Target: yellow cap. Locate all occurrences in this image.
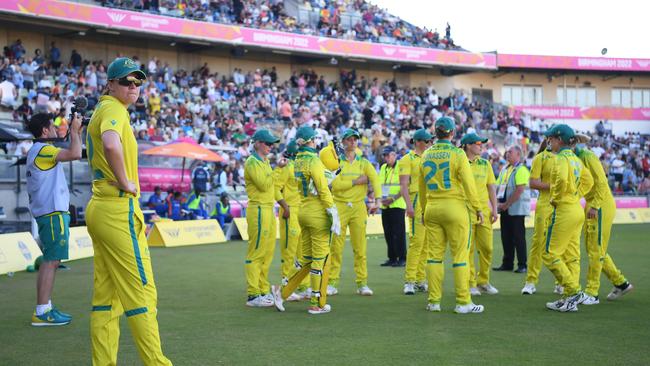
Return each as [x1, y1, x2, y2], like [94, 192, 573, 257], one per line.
[319, 141, 340, 171]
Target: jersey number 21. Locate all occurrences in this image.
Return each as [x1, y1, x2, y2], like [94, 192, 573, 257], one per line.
[423, 161, 451, 190]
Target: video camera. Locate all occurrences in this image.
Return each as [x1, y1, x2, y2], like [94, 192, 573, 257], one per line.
[69, 96, 92, 126]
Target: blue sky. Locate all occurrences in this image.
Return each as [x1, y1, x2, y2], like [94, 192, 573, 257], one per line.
[371, 0, 648, 59]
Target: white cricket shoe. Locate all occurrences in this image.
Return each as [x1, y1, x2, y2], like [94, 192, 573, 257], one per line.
[607, 282, 633, 301]
[307, 304, 331, 315]
[326, 285, 338, 296]
[554, 284, 564, 295]
[403, 282, 415, 295]
[296, 288, 312, 300]
[546, 298, 577, 312]
[262, 293, 275, 304]
[582, 295, 599, 305]
[416, 282, 428, 292]
[454, 303, 484, 314]
[470, 287, 481, 296]
[271, 285, 285, 312]
[286, 292, 302, 302]
[246, 295, 274, 308]
[570, 291, 587, 305]
[521, 282, 536, 295]
[478, 283, 499, 295]
[357, 286, 374, 296]
[425, 303, 441, 312]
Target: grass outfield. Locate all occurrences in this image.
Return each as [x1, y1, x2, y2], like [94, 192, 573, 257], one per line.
[1, 224, 648, 365]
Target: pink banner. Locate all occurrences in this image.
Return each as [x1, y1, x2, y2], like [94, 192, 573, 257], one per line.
[498, 53, 650, 72]
[510, 106, 650, 121]
[139, 167, 191, 193]
[530, 197, 647, 211]
[614, 197, 648, 209]
[0, 0, 497, 69]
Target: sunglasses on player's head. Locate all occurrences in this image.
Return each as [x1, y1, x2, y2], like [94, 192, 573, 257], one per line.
[116, 76, 143, 87]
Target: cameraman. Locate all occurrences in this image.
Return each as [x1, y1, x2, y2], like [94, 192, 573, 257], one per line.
[26, 112, 82, 326]
[84, 57, 172, 366]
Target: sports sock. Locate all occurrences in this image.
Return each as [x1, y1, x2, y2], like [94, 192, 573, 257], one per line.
[36, 303, 52, 316]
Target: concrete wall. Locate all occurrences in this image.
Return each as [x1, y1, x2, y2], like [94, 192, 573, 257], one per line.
[428, 71, 650, 107]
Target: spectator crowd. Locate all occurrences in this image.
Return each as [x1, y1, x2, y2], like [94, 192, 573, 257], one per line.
[99, 0, 461, 50]
[1, 39, 649, 203]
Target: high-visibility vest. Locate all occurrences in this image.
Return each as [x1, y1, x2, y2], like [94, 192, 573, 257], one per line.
[186, 191, 201, 210]
[210, 202, 229, 217]
[379, 162, 406, 209]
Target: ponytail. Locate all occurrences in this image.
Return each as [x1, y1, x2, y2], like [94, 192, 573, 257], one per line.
[536, 138, 548, 154]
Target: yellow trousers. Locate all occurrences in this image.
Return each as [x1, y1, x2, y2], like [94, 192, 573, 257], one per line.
[424, 199, 471, 305]
[279, 205, 308, 290]
[87, 198, 172, 366]
[542, 203, 584, 296]
[245, 204, 276, 297]
[296, 208, 332, 304]
[526, 203, 552, 285]
[584, 199, 627, 296]
[330, 200, 368, 287]
[468, 216, 493, 288]
[404, 193, 426, 283]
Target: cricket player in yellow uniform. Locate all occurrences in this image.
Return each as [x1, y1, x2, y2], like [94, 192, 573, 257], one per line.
[272, 126, 341, 314]
[244, 129, 280, 307]
[522, 140, 557, 295]
[329, 128, 380, 296]
[274, 139, 309, 300]
[419, 117, 485, 314]
[575, 142, 633, 304]
[85, 57, 172, 365]
[542, 124, 593, 312]
[461, 133, 499, 296]
[401, 129, 433, 295]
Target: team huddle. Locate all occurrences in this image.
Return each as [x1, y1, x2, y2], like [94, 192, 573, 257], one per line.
[243, 117, 633, 315]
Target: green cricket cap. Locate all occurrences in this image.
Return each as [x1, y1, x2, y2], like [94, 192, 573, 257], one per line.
[460, 133, 488, 145]
[107, 57, 146, 80]
[285, 139, 298, 155]
[341, 128, 361, 139]
[252, 129, 280, 143]
[435, 117, 455, 133]
[296, 125, 317, 141]
[413, 128, 433, 141]
[544, 124, 575, 143]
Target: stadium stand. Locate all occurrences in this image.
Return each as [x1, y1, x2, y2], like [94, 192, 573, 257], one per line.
[1, 38, 649, 199]
[97, 0, 461, 50]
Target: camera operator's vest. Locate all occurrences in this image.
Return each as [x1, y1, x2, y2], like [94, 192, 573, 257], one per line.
[26, 142, 70, 217]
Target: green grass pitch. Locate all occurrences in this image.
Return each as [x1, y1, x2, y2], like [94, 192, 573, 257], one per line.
[1, 224, 648, 365]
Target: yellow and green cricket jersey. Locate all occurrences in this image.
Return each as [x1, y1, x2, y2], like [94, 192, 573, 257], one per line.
[86, 95, 140, 199]
[575, 147, 612, 209]
[529, 150, 555, 204]
[293, 147, 334, 211]
[244, 152, 276, 206]
[274, 160, 301, 207]
[418, 140, 481, 212]
[331, 154, 381, 203]
[550, 148, 593, 205]
[398, 150, 422, 194]
[468, 156, 496, 212]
